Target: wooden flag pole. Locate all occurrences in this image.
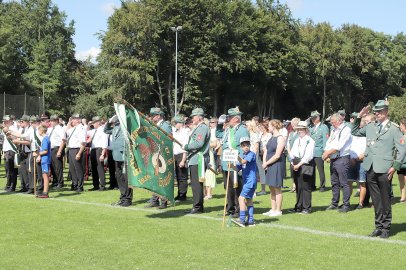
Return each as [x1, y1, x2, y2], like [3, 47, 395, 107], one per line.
[115, 98, 183, 147]
[222, 162, 231, 229]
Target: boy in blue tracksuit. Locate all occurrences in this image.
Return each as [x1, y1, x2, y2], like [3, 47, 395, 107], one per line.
[233, 137, 257, 227]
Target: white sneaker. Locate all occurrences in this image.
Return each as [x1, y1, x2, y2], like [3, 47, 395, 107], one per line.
[262, 209, 274, 216]
[268, 211, 282, 217]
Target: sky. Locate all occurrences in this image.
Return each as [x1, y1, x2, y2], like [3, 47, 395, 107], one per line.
[49, 0, 406, 61]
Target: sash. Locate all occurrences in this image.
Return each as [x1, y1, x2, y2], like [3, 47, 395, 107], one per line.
[66, 126, 77, 147]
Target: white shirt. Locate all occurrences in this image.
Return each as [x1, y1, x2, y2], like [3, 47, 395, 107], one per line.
[29, 127, 42, 151]
[325, 123, 352, 158]
[249, 131, 260, 153]
[2, 125, 17, 152]
[48, 125, 66, 148]
[87, 126, 108, 149]
[290, 135, 315, 164]
[349, 136, 366, 159]
[66, 125, 86, 148]
[19, 125, 32, 153]
[172, 127, 189, 155]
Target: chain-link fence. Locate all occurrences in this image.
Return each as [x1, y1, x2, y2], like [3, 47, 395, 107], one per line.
[0, 92, 44, 118]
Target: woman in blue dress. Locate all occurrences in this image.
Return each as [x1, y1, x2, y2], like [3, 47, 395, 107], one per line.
[262, 120, 286, 217]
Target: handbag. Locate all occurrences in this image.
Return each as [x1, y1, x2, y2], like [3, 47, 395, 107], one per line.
[301, 164, 314, 176]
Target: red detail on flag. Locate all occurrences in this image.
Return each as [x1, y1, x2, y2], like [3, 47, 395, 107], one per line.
[197, 134, 203, 141]
[401, 138, 405, 145]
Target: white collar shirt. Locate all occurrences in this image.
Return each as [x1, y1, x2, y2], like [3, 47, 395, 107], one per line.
[66, 125, 86, 148]
[290, 135, 315, 164]
[48, 125, 66, 148]
[2, 125, 17, 152]
[325, 123, 352, 157]
[87, 126, 108, 149]
[173, 127, 189, 155]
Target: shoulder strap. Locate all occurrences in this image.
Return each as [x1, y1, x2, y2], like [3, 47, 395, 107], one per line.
[33, 129, 41, 148]
[67, 126, 77, 144]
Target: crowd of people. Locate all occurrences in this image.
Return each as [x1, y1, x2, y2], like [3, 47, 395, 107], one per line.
[1, 100, 405, 238]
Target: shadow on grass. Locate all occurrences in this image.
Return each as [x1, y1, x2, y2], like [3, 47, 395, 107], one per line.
[53, 192, 81, 198]
[389, 223, 406, 236]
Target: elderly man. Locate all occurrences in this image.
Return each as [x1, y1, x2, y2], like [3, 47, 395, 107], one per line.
[183, 108, 210, 214]
[352, 100, 405, 238]
[309, 110, 329, 192]
[66, 114, 86, 192]
[104, 115, 133, 207]
[220, 107, 249, 218]
[49, 115, 66, 190]
[2, 115, 18, 192]
[323, 113, 352, 213]
[88, 116, 108, 191]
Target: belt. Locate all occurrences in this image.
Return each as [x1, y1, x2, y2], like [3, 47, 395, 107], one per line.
[331, 155, 350, 161]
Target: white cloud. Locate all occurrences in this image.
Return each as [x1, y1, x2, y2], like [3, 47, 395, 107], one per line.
[101, 3, 118, 16]
[285, 0, 303, 13]
[75, 47, 101, 62]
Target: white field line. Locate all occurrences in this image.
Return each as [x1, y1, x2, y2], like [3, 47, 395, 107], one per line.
[3, 192, 406, 246]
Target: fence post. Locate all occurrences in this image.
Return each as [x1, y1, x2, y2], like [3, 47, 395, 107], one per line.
[24, 92, 27, 115]
[3, 92, 5, 116]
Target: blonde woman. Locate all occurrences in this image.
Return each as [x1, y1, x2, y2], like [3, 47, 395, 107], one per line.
[262, 120, 286, 217]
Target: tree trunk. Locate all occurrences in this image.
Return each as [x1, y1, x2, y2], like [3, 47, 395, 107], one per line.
[213, 88, 218, 117]
[154, 67, 164, 108]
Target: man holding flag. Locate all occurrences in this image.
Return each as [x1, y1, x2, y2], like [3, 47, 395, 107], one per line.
[183, 108, 210, 214]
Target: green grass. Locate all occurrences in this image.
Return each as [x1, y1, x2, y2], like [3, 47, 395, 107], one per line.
[1, 163, 406, 269]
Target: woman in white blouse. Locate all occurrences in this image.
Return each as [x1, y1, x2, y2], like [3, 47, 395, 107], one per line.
[289, 121, 315, 214]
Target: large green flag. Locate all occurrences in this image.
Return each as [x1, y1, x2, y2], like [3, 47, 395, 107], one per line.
[114, 103, 175, 202]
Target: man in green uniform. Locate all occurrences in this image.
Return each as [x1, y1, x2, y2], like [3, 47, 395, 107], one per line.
[352, 100, 406, 238]
[183, 108, 210, 214]
[309, 110, 329, 192]
[220, 107, 249, 217]
[145, 107, 173, 209]
[104, 115, 133, 207]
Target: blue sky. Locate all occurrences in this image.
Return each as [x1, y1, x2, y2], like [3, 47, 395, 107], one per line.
[50, 0, 406, 61]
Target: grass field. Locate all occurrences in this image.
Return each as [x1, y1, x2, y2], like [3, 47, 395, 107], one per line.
[1, 162, 406, 269]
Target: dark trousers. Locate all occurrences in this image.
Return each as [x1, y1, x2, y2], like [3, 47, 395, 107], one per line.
[367, 169, 392, 231]
[116, 161, 133, 203]
[330, 156, 350, 208]
[313, 157, 326, 188]
[51, 147, 64, 187]
[90, 148, 106, 189]
[190, 165, 204, 211]
[69, 148, 84, 190]
[223, 170, 242, 214]
[4, 151, 17, 190]
[28, 153, 43, 190]
[293, 167, 312, 211]
[19, 153, 30, 190]
[175, 153, 188, 199]
[107, 150, 117, 188]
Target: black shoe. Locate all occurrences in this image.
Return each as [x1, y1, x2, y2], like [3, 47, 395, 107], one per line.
[326, 205, 338, 210]
[232, 212, 240, 218]
[17, 188, 27, 193]
[338, 207, 350, 213]
[25, 189, 34, 194]
[319, 187, 325, 192]
[338, 204, 344, 209]
[380, 231, 390, 239]
[299, 210, 311, 214]
[288, 208, 301, 213]
[88, 187, 99, 191]
[355, 204, 364, 210]
[119, 202, 132, 207]
[144, 203, 159, 208]
[368, 229, 382, 237]
[158, 203, 168, 209]
[75, 188, 84, 193]
[98, 187, 106, 191]
[185, 208, 203, 214]
[111, 201, 123, 206]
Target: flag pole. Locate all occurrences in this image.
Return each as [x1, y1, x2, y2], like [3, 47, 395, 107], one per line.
[115, 98, 183, 147]
[222, 162, 231, 229]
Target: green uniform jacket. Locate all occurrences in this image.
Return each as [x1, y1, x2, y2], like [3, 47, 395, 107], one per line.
[351, 118, 406, 173]
[221, 123, 249, 171]
[400, 134, 406, 170]
[158, 120, 172, 135]
[309, 123, 329, 157]
[184, 122, 210, 166]
[104, 123, 125, 162]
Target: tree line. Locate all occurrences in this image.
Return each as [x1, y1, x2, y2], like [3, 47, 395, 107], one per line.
[1, 0, 405, 122]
